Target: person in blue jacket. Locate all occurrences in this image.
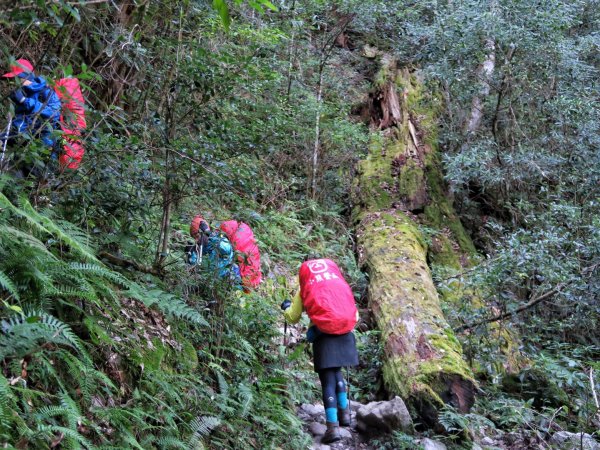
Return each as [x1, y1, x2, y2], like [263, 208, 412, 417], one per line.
[186, 215, 241, 287]
[2, 59, 61, 155]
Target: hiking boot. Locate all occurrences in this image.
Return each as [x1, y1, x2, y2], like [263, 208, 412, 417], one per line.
[338, 406, 351, 427]
[322, 421, 341, 444]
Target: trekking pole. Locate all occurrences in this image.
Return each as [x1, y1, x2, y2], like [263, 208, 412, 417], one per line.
[0, 114, 13, 173]
[346, 366, 352, 426]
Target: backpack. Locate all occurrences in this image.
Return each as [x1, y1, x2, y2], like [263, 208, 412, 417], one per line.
[219, 220, 262, 290]
[299, 259, 357, 335]
[54, 78, 86, 169]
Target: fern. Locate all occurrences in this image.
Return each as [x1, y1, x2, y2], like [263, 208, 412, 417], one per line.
[216, 372, 229, 398]
[236, 383, 253, 419]
[131, 287, 209, 326]
[0, 373, 16, 436]
[186, 416, 221, 450]
[35, 424, 93, 449]
[0, 311, 91, 363]
[0, 269, 20, 300]
[155, 435, 188, 449]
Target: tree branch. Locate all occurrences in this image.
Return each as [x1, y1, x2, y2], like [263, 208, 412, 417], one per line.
[99, 251, 161, 276]
[455, 284, 564, 333]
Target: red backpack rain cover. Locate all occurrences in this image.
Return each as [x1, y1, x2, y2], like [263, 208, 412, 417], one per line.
[219, 220, 262, 290]
[54, 78, 86, 169]
[299, 259, 357, 335]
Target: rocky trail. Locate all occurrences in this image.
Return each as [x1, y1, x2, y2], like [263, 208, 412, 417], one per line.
[295, 399, 600, 450]
[297, 397, 447, 450]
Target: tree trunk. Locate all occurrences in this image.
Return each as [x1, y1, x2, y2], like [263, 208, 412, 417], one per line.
[310, 68, 323, 199]
[354, 56, 476, 426]
[462, 37, 496, 146]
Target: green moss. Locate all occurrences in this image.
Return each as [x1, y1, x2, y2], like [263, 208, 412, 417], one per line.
[428, 233, 462, 270]
[129, 338, 168, 371]
[176, 337, 199, 372]
[398, 158, 426, 203]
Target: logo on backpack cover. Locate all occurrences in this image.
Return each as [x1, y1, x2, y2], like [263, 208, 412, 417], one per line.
[307, 259, 340, 285]
[307, 259, 328, 274]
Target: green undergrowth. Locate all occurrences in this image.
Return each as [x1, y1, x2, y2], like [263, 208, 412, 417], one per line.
[0, 172, 366, 448]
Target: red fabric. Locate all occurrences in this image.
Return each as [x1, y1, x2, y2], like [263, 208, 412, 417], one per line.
[54, 78, 86, 169]
[299, 259, 357, 335]
[219, 220, 262, 289]
[2, 59, 33, 78]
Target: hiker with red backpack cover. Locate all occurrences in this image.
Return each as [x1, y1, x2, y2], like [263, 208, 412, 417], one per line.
[219, 220, 262, 292]
[1, 59, 61, 165]
[1, 58, 86, 173]
[281, 255, 359, 444]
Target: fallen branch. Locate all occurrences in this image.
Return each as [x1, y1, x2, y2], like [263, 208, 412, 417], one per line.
[455, 284, 564, 333]
[99, 251, 161, 276]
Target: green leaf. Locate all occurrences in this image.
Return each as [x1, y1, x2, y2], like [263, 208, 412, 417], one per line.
[212, 0, 231, 30]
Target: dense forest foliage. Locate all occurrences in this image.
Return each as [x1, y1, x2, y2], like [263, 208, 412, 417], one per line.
[0, 1, 598, 449]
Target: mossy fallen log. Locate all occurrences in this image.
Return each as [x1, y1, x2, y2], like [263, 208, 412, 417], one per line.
[357, 210, 475, 425]
[354, 54, 527, 424]
[354, 56, 477, 425]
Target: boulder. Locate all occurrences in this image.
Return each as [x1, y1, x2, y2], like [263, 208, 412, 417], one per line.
[355, 396, 413, 434]
[549, 431, 600, 450]
[480, 436, 496, 446]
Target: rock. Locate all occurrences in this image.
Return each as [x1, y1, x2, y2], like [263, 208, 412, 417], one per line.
[481, 436, 495, 446]
[549, 431, 600, 450]
[311, 445, 330, 450]
[300, 403, 325, 418]
[471, 444, 483, 450]
[338, 427, 352, 439]
[308, 422, 327, 436]
[355, 396, 413, 434]
[419, 438, 447, 450]
[350, 400, 362, 410]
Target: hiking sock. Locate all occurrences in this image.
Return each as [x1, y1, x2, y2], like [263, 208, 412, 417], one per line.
[325, 407, 338, 423]
[336, 391, 348, 410]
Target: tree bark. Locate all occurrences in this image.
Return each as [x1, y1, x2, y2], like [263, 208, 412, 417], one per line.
[310, 68, 323, 199]
[354, 57, 476, 426]
[465, 38, 496, 136]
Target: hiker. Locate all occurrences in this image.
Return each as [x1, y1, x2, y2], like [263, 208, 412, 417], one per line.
[219, 219, 262, 292]
[281, 256, 359, 444]
[187, 215, 241, 286]
[1, 59, 61, 165]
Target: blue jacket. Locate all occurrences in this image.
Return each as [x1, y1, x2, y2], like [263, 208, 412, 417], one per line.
[188, 232, 241, 286]
[12, 76, 61, 148]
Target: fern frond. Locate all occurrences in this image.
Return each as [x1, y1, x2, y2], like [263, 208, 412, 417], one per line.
[35, 424, 93, 449]
[216, 372, 229, 399]
[187, 416, 220, 450]
[0, 373, 16, 433]
[0, 269, 19, 300]
[236, 383, 253, 418]
[69, 263, 130, 287]
[155, 435, 188, 449]
[0, 311, 91, 363]
[131, 288, 209, 326]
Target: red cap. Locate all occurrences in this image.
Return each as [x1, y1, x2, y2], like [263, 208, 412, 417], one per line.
[190, 215, 209, 238]
[2, 59, 34, 78]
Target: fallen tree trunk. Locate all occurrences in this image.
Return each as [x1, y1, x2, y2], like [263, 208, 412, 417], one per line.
[354, 56, 477, 425]
[357, 211, 475, 424]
